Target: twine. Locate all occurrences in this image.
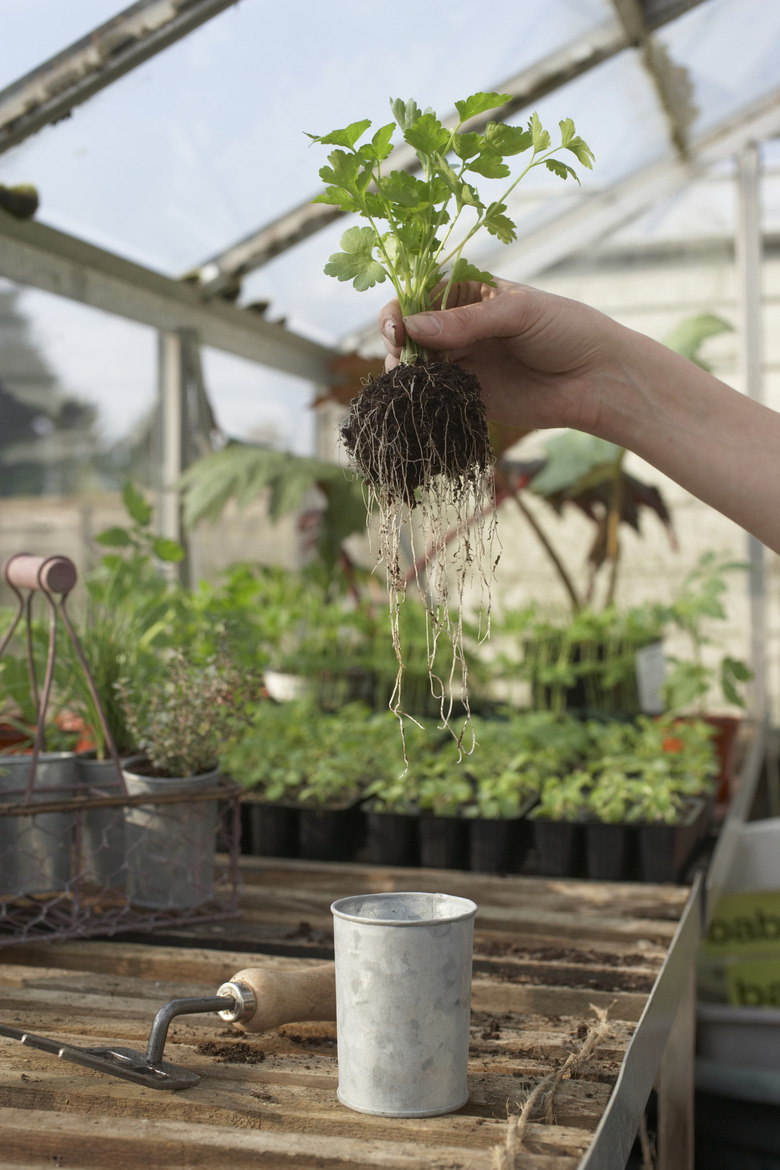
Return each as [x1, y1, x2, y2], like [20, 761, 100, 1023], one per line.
[492, 1003, 614, 1170]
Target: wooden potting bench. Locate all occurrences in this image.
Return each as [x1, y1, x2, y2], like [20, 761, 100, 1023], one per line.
[0, 724, 765, 1170]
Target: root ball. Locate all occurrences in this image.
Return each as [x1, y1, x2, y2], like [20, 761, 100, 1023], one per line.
[340, 361, 493, 505]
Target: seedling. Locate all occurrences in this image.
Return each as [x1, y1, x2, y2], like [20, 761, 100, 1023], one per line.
[308, 94, 593, 748]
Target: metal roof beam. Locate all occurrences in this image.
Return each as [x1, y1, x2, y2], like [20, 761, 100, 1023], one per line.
[0, 212, 337, 382]
[610, 0, 697, 156]
[0, 0, 238, 156]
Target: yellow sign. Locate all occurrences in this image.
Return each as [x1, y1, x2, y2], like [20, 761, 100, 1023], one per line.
[725, 957, 780, 1007]
[704, 890, 780, 957]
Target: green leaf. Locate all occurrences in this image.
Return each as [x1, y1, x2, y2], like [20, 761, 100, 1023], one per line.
[458, 181, 483, 209]
[390, 97, 423, 131]
[95, 526, 133, 548]
[99, 553, 124, 571]
[452, 131, 483, 161]
[122, 481, 152, 527]
[662, 313, 733, 370]
[152, 537, 185, 563]
[268, 457, 317, 522]
[305, 119, 372, 149]
[381, 170, 426, 208]
[483, 202, 516, 244]
[467, 150, 510, 179]
[484, 122, 532, 157]
[367, 122, 395, 161]
[545, 158, 580, 183]
[324, 226, 387, 291]
[431, 154, 470, 209]
[528, 112, 551, 152]
[454, 92, 511, 123]
[451, 258, 496, 286]
[562, 131, 595, 169]
[311, 186, 360, 212]
[404, 112, 450, 156]
[559, 117, 576, 146]
[531, 432, 622, 497]
[319, 149, 361, 189]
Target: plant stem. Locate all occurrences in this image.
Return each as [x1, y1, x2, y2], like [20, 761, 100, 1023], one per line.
[496, 463, 582, 613]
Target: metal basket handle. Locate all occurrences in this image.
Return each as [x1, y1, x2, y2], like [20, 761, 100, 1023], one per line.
[0, 553, 125, 801]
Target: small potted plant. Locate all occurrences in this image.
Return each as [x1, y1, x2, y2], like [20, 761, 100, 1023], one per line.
[622, 716, 718, 882]
[493, 602, 665, 718]
[413, 756, 475, 871]
[659, 551, 752, 800]
[463, 711, 588, 873]
[571, 715, 718, 883]
[529, 769, 592, 878]
[226, 700, 400, 862]
[117, 643, 254, 909]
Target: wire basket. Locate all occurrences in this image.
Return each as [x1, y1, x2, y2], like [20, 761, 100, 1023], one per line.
[0, 553, 241, 948]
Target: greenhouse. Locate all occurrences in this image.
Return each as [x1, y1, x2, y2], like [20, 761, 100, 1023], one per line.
[1, 0, 779, 1166]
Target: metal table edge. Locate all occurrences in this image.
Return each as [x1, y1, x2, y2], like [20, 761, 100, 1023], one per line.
[576, 871, 704, 1170]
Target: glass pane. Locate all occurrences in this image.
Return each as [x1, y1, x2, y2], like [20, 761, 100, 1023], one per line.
[0, 0, 619, 274]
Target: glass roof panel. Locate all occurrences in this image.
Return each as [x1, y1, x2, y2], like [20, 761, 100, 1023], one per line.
[2, 0, 123, 80]
[662, 0, 780, 137]
[0, 0, 619, 274]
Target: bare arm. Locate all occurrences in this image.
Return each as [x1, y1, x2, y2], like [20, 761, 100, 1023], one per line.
[379, 280, 780, 554]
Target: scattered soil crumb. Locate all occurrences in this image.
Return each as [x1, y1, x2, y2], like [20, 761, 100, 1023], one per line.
[481, 1018, 502, 1041]
[195, 1039, 267, 1064]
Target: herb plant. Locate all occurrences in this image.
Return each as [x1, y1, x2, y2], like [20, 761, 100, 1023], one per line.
[309, 94, 593, 749]
[118, 646, 253, 778]
[308, 94, 593, 342]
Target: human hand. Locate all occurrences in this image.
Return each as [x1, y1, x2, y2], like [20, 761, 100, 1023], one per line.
[378, 279, 625, 435]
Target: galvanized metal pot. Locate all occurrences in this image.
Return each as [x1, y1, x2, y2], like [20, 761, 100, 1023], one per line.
[331, 890, 477, 1117]
[0, 752, 76, 896]
[122, 757, 219, 909]
[75, 752, 127, 892]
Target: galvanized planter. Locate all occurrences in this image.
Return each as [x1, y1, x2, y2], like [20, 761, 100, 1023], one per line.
[74, 752, 127, 891]
[331, 890, 477, 1117]
[122, 758, 220, 910]
[0, 752, 76, 896]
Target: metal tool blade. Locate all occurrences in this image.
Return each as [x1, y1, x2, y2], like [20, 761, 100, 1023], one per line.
[0, 1024, 200, 1090]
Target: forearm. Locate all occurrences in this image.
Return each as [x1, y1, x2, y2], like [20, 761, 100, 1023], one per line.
[594, 326, 780, 553]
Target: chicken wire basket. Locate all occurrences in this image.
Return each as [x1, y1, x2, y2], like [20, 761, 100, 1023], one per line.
[0, 553, 241, 949]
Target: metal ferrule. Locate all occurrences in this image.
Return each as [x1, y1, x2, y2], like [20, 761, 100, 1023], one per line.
[216, 980, 257, 1024]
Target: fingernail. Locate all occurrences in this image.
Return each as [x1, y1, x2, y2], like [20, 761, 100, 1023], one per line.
[404, 312, 442, 338]
[382, 318, 397, 343]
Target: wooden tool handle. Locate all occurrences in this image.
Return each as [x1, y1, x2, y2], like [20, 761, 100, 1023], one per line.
[223, 962, 336, 1034]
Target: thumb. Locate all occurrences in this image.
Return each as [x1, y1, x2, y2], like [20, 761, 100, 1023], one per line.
[403, 296, 518, 350]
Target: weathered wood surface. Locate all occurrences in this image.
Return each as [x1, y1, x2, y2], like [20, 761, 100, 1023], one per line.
[0, 859, 692, 1169]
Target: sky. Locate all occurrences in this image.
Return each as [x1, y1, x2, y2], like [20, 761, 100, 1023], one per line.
[2, 0, 780, 454]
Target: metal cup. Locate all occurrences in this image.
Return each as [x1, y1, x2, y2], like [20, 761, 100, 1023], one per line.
[331, 890, 477, 1117]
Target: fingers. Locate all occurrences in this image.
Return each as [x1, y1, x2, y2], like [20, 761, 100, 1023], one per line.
[378, 302, 404, 357]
